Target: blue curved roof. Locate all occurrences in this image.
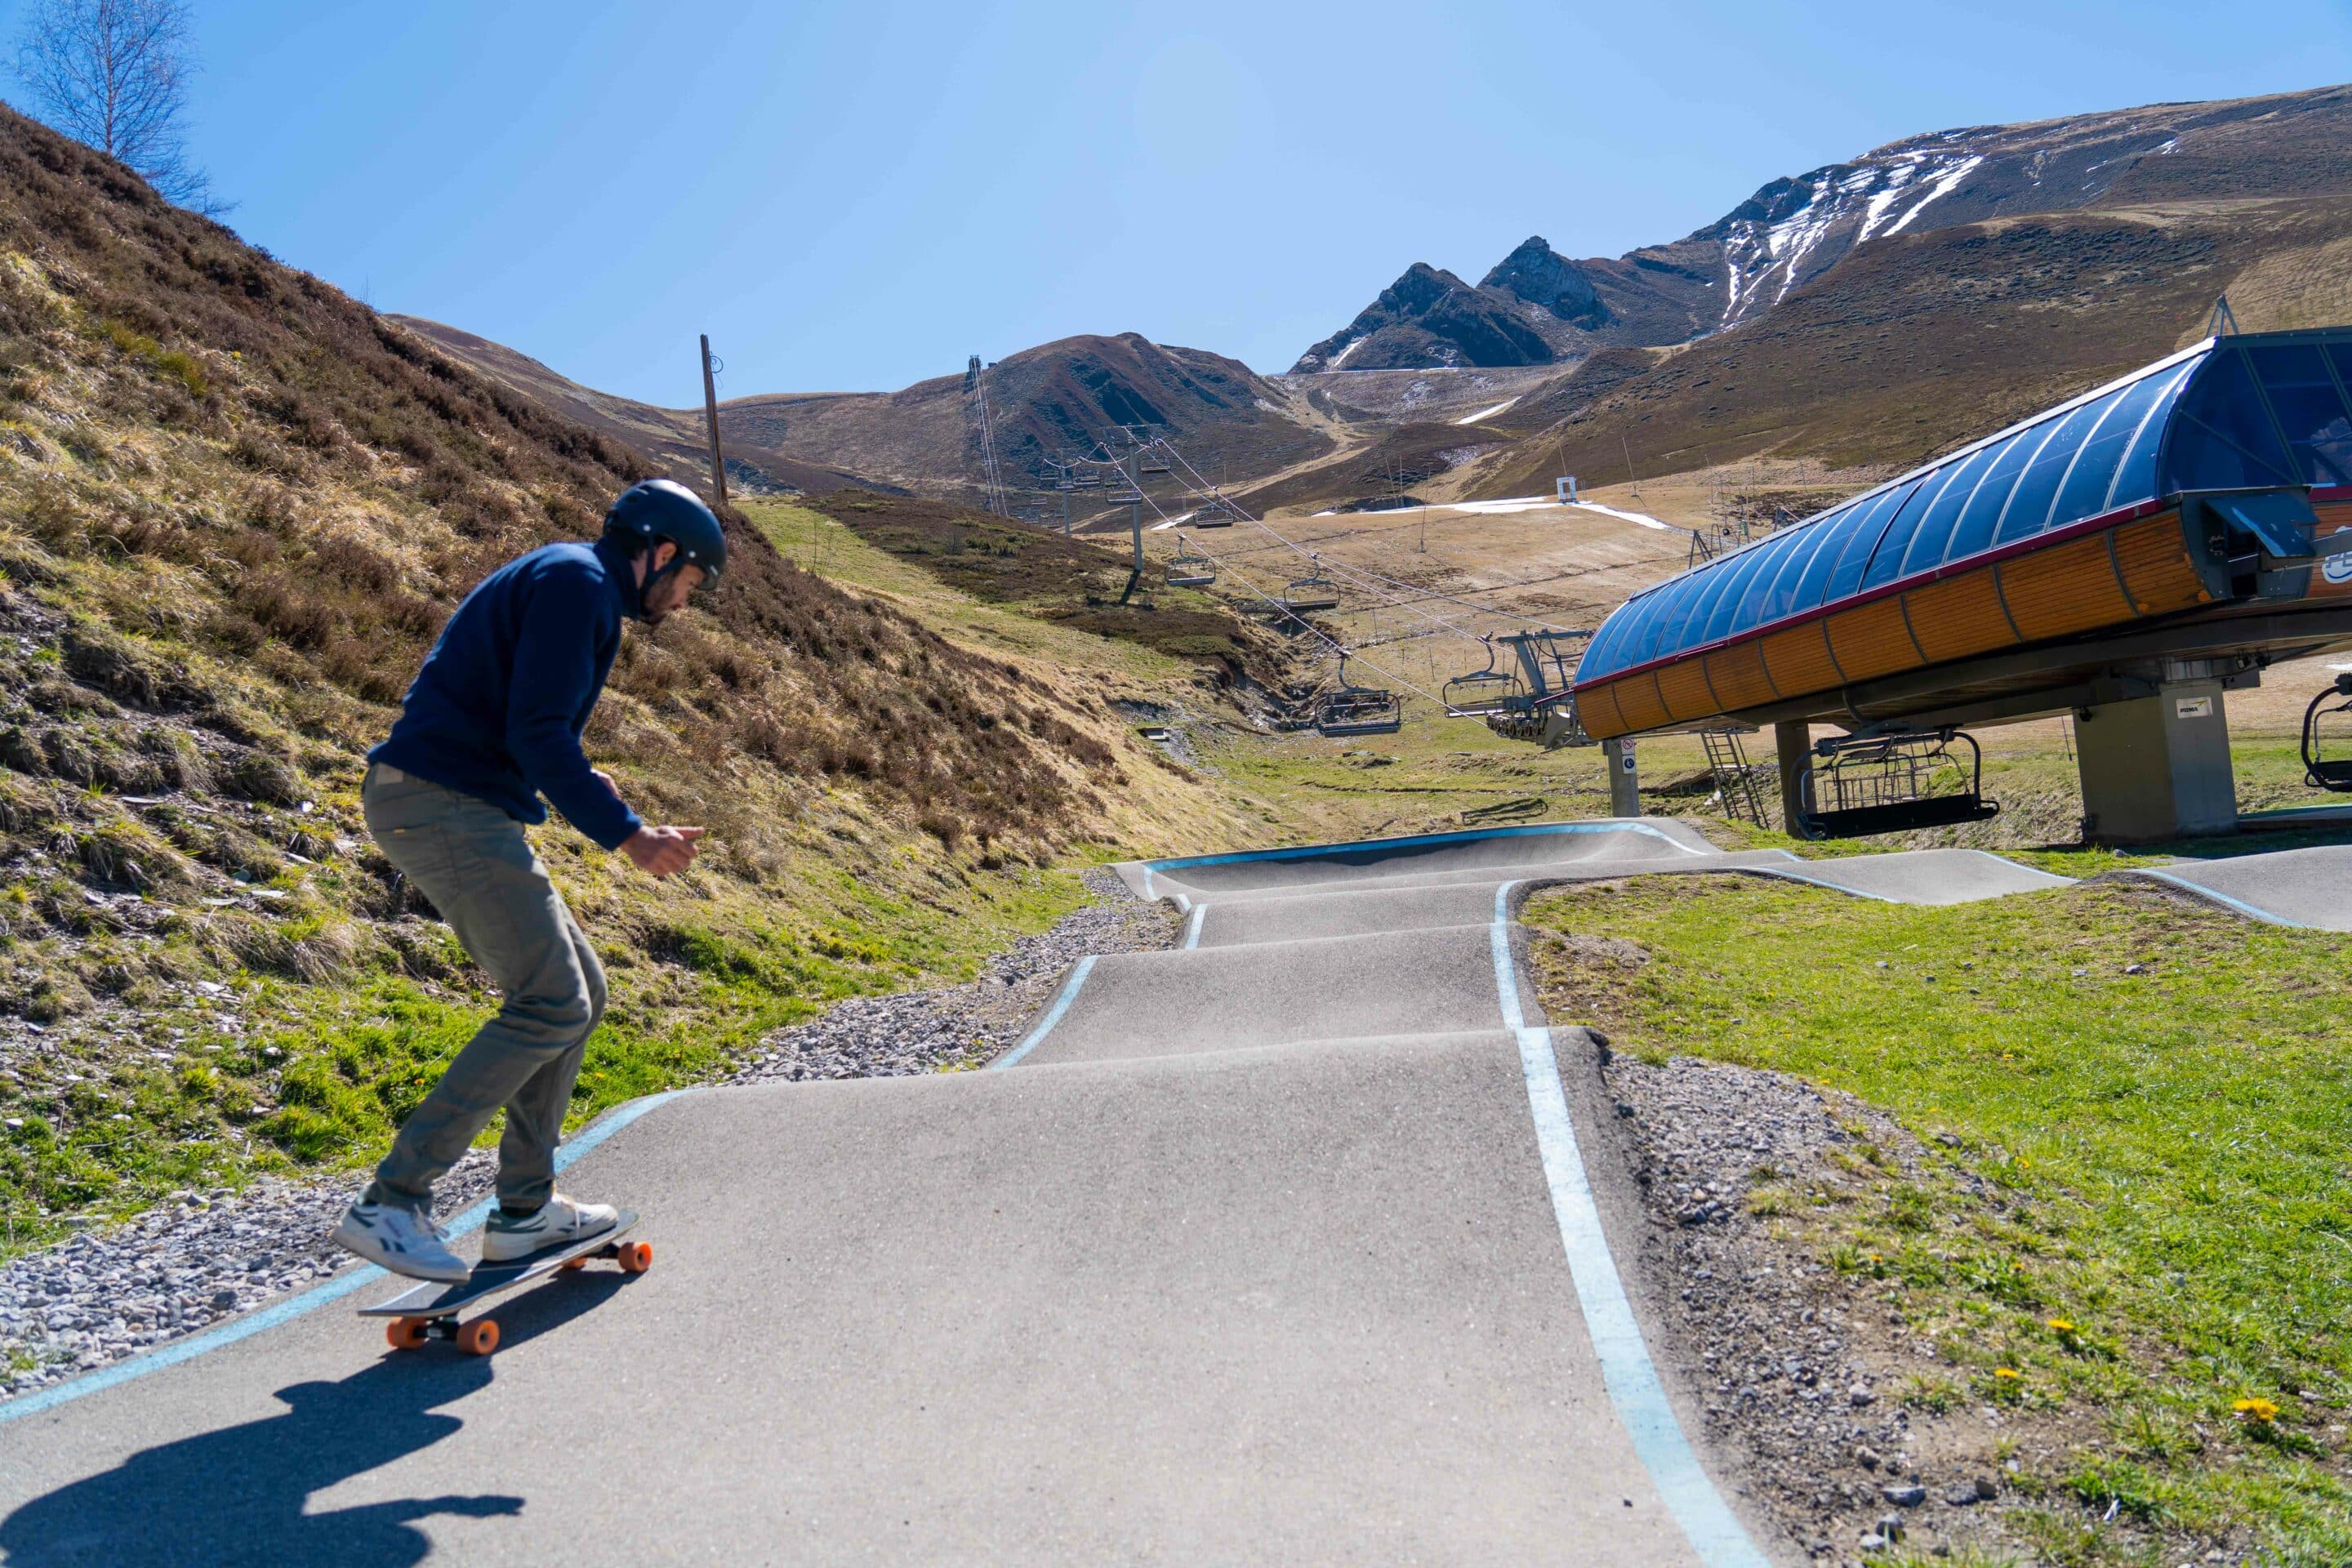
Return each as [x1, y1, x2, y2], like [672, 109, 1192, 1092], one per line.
[1576, 329, 2352, 687]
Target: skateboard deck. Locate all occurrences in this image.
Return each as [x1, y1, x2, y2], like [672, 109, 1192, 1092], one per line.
[360, 1209, 647, 1356]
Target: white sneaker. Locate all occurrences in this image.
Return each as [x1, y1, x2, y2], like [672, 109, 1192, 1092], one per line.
[480, 1193, 620, 1263]
[332, 1193, 470, 1282]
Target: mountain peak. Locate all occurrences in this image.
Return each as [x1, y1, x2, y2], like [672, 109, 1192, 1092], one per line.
[1288, 261, 1554, 374]
[1478, 237, 1605, 327]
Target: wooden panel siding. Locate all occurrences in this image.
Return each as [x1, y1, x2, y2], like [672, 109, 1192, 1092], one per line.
[1655, 658, 1717, 724]
[2000, 534, 2132, 641]
[1760, 622, 1842, 697]
[1824, 599, 1921, 684]
[2110, 510, 2207, 613]
[1578, 681, 1626, 737]
[1702, 640, 1778, 710]
[1612, 671, 1672, 733]
[1900, 570, 2016, 664]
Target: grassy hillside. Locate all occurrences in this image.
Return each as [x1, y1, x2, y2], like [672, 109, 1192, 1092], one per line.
[0, 105, 1245, 1255]
[799, 489, 1291, 696]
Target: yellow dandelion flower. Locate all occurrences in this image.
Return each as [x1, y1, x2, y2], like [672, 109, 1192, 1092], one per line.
[2234, 1397, 2278, 1423]
[2047, 1319, 2075, 1334]
[1993, 1367, 2020, 1380]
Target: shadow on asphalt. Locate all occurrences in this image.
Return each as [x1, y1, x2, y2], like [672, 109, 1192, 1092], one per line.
[0, 1272, 630, 1567]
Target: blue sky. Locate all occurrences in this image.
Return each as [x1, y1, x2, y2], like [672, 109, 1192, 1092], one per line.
[11, 1, 2350, 403]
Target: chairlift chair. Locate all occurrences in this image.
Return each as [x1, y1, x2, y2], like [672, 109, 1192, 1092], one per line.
[2302, 673, 2352, 790]
[1192, 501, 1234, 528]
[1441, 639, 1522, 718]
[1315, 655, 1402, 737]
[1470, 630, 1592, 746]
[1140, 459, 1171, 474]
[1109, 489, 1144, 504]
[1165, 536, 1216, 588]
[1794, 728, 2000, 840]
[1280, 557, 1341, 613]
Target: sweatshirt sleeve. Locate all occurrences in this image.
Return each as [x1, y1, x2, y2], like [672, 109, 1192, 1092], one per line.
[504, 563, 644, 851]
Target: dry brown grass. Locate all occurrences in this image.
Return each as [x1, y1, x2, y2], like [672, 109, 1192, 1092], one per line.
[0, 102, 1129, 858]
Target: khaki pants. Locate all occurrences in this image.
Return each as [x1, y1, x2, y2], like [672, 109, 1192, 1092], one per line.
[361, 764, 608, 1213]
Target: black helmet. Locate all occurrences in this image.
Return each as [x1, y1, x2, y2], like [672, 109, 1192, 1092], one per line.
[602, 479, 727, 588]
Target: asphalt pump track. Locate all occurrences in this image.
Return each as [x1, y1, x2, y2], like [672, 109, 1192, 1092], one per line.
[0, 822, 2090, 1566]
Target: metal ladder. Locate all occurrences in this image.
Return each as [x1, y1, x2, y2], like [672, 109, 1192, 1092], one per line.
[1699, 728, 1773, 826]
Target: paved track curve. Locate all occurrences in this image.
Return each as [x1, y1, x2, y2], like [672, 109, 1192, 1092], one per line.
[2115, 844, 2352, 929]
[0, 822, 2080, 1568]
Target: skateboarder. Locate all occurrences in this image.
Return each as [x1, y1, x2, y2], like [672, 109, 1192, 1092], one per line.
[332, 479, 727, 1281]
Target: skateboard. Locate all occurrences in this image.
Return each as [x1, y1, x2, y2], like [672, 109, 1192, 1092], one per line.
[359, 1210, 648, 1356]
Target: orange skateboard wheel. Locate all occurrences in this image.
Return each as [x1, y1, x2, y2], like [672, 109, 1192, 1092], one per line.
[458, 1317, 500, 1356]
[617, 1241, 653, 1275]
[386, 1316, 430, 1352]
[561, 1257, 587, 1272]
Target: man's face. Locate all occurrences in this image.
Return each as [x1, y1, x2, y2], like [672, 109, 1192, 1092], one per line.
[637, 543, 707, 626]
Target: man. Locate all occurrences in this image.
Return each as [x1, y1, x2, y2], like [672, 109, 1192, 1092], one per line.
[332, 479, 725, 1281]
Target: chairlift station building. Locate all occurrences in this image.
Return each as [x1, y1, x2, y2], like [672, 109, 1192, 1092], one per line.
[1567, 327, 2352, 840]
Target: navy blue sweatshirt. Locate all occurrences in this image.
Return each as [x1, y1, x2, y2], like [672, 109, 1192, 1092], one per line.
[370, 541, 645, 851]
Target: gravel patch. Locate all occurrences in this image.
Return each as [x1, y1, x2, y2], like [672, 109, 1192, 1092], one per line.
[1597, 1043, 2022, 1566]
[0, 1151, 495, 1401]
[0, 868, 1173, 1403]
[728, 867, 1176, 1083]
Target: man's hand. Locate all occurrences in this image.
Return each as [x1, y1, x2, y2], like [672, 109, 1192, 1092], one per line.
[621, 825, 705, 878]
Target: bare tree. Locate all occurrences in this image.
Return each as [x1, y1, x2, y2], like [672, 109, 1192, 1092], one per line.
[14, 0, 229, 215]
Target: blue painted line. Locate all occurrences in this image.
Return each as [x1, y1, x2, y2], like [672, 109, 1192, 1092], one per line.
[1183, 905, 1206, 950]
[0, 1089, 697, 1426]
[1489, 880, 1771, 1568]
[991, 956, 1097, 1070]
[1135, 817, 1704, 876]
[2127, 868, 2296, 927]
[1491, 880, 1530, 1032]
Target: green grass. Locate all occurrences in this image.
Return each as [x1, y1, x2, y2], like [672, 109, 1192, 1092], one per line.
[1522, 875, 2350, 1565]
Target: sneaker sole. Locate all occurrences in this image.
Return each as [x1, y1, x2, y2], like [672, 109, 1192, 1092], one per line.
[479, 1214, 619, 1266]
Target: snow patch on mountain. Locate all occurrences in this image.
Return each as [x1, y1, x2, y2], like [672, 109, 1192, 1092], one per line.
[1717, 148, 1986, 329]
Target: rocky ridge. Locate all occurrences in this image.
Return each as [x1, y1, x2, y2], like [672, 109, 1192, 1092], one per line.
[1292, 82, 2352, 375]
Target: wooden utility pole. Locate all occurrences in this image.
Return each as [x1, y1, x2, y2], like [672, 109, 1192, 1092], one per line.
[699, 334, 728, 506]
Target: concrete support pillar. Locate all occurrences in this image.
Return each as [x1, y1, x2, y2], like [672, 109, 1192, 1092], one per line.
[1603, 737, 1641, 817]
[2074, 679, 2238, 842]
[1775, 721, 1811, 835]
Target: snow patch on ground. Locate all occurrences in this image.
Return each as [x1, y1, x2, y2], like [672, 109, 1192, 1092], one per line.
[1455, 396, 1520, 425]
[1568, 500, 1673, 531]
[1328, 336, 1365, 369]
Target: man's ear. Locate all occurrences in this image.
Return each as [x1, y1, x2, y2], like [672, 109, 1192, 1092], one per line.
[652, 541, 679, 570]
